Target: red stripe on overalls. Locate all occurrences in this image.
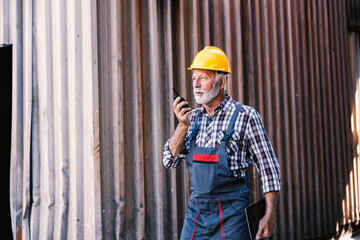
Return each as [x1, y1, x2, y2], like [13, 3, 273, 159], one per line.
[191, 199, 200, 240]
[217, 198, 224, 240]
[193, 154, 219, 162]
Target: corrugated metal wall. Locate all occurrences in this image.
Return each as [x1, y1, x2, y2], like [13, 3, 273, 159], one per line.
[2, 0, 360, 239]
[95, 0, 360, 239]
[3, 0, 102, 239]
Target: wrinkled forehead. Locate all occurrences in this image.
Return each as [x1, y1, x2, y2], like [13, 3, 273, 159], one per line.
[192, 69, 216, 78]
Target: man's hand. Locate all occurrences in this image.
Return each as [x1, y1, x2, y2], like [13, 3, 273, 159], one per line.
[173, 96, 192, 126]
[255, 214, 274, 239]
[168, 97, 192, 157]
[255, 191, 278, 239]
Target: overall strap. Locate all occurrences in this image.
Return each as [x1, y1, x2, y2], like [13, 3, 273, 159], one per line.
[221, 104, 243, 142]
[190, 111, 202, 140]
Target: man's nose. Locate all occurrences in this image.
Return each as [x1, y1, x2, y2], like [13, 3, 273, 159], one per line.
[193, 78, 201, 88]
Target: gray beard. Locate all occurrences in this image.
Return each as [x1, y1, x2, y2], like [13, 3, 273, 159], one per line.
[193, 79, 220, 105]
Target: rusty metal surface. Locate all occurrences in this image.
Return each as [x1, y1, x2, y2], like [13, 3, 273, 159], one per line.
[98, 0, 360, 239]
[2, 0, 360, 239]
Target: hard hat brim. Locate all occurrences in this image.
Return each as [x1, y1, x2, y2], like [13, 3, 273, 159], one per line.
[187, 66, 231, 74]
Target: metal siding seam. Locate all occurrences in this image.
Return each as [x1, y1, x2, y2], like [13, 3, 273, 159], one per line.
[248, 0, 262, 201]
[164, 0, 178, 238]
[81, 0, 101, 238]
[312, 1, 324, 235]
[319, 0, 335, 234]
[276, 0, 290, 238]
[261, 0, 273, 137]
[30, 1, 41, 238]
[190, 0, 199, 60]
[108, 0, 123, 239]
[115, 0, 126, 239]
[45, 0, 56, 238]
[51, 0, 65, 238]
[312, 1, 326, 235]
[280, 0, 298, 238]
[202, 0, 210, 46]
[147, 0, 164, 238]
[12, 0, 26, 238]
[35, 0, 51, 238]
[65, 0, 79, 238]
[132, 0, 145, 239]
[233, 0, 244, 103]
[252, 0, 263, 114]
[332, 0, 348, 226]
[317, 8, 329, 232]
[73, 0, 85, 238]
[21, 0, 32, 239]
[213, 0, 221, 47]
[268, 1, 284, 239]
[298, 0, 309, 237]
[58, 0, 71, 238]
[282, 0, 295, 237]
[329, 0, 341, 231]
[243, 0, 254, 107]
[340, 0, 355, 225]
[304, 1, 317, 236]
[120, 0, 136, 238]
[177, 0, 190, 227]
[328, 0, 342, 231]
[98, 0, 113, 238]
[222, 0, 232, 95]
[291, 1, 305, 238]
[337, 0, 351, 226]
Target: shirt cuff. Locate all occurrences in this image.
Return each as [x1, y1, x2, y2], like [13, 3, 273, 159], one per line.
[261, 176, 282, 193]
[162, 139, 186, 169]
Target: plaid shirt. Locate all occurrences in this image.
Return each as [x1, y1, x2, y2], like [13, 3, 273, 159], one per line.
[163, 94, 281, 193]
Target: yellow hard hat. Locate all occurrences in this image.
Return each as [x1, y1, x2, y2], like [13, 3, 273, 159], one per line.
[188, 46, 231, 73]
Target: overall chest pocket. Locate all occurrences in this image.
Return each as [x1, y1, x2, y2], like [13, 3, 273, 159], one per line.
[192, 153, 219, 195]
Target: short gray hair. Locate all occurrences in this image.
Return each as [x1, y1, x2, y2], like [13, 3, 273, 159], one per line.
[216, 71, 229, 91]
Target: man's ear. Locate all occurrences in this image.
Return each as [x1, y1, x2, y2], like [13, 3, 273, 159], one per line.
[220, 76, 226, 89]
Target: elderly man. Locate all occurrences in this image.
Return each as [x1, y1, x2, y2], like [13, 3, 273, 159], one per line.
[163, 46, 281, 240]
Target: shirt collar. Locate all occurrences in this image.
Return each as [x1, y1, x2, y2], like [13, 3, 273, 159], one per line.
[200, 94, 233, 113]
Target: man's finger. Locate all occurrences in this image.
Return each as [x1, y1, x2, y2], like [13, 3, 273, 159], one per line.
[178, 108, 191, 121]
[177, 101, 188, 110]
[180, 106, 191, 115]
[256, 219, 266, 239]
[256, 228, 262, 239]
[184, 109, 192, 118]
[173, 96, 181, 109]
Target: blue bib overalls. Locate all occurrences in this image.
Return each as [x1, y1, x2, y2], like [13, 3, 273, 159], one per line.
[180, 105, 251, 240]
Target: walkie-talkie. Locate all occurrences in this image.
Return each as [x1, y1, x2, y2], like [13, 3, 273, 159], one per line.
[173, 88, 190, 111]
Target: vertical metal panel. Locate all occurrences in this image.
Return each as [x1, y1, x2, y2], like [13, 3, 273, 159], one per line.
[6, 0, 101, 239]
[2, 0, 360, 239]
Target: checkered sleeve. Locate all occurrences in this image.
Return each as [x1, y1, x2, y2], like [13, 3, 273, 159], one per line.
[162, 110, 199, 169]
[246, 109, 282, 193]
[162, 139, 187, 168]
